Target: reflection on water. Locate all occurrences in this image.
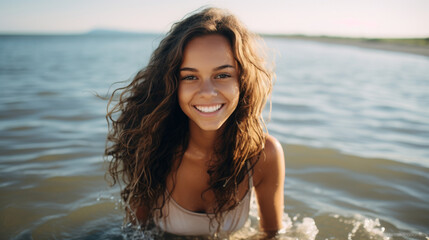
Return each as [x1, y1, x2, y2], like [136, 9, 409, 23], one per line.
[0, 35, 428, 239]
[264, 37, 429, 165]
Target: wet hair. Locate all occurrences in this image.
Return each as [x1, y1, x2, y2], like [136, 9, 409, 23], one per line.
[106, 7, 273, 231]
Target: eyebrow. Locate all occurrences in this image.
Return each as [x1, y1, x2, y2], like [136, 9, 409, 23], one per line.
[179, 64, 235, 72]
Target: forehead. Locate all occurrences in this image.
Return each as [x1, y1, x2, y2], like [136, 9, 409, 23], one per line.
[181, 34, 235, 67]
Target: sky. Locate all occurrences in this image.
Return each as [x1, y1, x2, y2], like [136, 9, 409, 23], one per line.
[1, 0, 428, 38]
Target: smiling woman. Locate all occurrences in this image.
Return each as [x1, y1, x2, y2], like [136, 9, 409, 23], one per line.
[105, 7, 284, 238]
[178, 34, 240, 131]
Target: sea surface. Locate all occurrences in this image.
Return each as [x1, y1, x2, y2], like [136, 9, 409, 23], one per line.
[0, 34, 428, 240]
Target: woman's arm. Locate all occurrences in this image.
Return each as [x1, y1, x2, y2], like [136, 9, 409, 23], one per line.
[254, 134, 285, 234]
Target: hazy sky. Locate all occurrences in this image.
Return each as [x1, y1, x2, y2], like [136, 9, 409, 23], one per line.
[1, 0, 428, 38]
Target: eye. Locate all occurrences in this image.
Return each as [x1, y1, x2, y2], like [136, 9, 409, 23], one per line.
[181, 75, 197, 80]
[215, 73, 231, 79]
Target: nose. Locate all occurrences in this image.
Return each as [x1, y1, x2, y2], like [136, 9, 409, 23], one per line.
[199, 78, 217, 97]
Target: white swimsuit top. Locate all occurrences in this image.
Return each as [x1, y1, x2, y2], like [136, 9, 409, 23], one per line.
[153, 173, 253, 236]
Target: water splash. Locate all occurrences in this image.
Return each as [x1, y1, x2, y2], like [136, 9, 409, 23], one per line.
[229, 193, 319, 240]
[345, 214, 387, 240]
[108, 189, 320, 240]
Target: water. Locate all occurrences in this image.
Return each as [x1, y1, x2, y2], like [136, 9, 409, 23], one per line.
[264, 37, 429, 166]
[0, 34, 428, 239]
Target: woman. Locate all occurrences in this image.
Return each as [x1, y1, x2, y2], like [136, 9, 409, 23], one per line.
[106, 7, 285, 237]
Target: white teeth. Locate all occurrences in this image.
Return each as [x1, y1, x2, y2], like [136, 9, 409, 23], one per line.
[195, 104, 222, 113]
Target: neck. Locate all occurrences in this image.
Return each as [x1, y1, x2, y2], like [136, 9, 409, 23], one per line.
[187, 121, 223, 162]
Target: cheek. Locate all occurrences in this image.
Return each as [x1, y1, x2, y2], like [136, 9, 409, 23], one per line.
[230, 81, 240, 107]
[177, 84, 188, 111]
[177, 83, 197, 117]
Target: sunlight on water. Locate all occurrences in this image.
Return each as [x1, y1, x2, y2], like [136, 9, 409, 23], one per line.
[1, 35, 428, 239]
[264, 37, 429, 167]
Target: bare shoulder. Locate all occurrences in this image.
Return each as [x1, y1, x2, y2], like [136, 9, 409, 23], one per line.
[264, 134, 284, 162]
[253, 134, 285, 187]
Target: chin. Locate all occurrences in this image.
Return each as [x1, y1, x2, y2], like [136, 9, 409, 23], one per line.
[194, 120, 227, 132]
[198, 124, 223, 132]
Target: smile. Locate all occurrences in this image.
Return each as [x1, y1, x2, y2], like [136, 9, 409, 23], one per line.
[194, 104, 223, 113]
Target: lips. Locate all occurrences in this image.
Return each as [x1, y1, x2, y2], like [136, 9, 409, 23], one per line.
[194, 104, 223, 113]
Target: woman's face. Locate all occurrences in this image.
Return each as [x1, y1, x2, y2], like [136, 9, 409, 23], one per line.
[178, 34, 240, 132]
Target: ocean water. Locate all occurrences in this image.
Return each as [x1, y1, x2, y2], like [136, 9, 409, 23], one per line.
[265, 37, 429, 166]
[0, 34, 428, 240]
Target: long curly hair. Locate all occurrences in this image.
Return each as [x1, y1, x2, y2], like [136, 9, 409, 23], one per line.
[106, 7, 274, 231]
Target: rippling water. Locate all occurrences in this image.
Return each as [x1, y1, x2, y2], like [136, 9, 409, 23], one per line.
[265, 37, 429, 166]
[0, 34, 428, 239]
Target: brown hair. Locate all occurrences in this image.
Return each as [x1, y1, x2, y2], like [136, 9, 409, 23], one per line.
[106, 7, 273, 230]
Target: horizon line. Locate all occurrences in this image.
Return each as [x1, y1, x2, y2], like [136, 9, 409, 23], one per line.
[0, 28, 428, 40]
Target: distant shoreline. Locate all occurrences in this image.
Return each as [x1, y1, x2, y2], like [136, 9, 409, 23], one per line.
[2, 30, 428, 57]
[263, 34, 429, 57]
